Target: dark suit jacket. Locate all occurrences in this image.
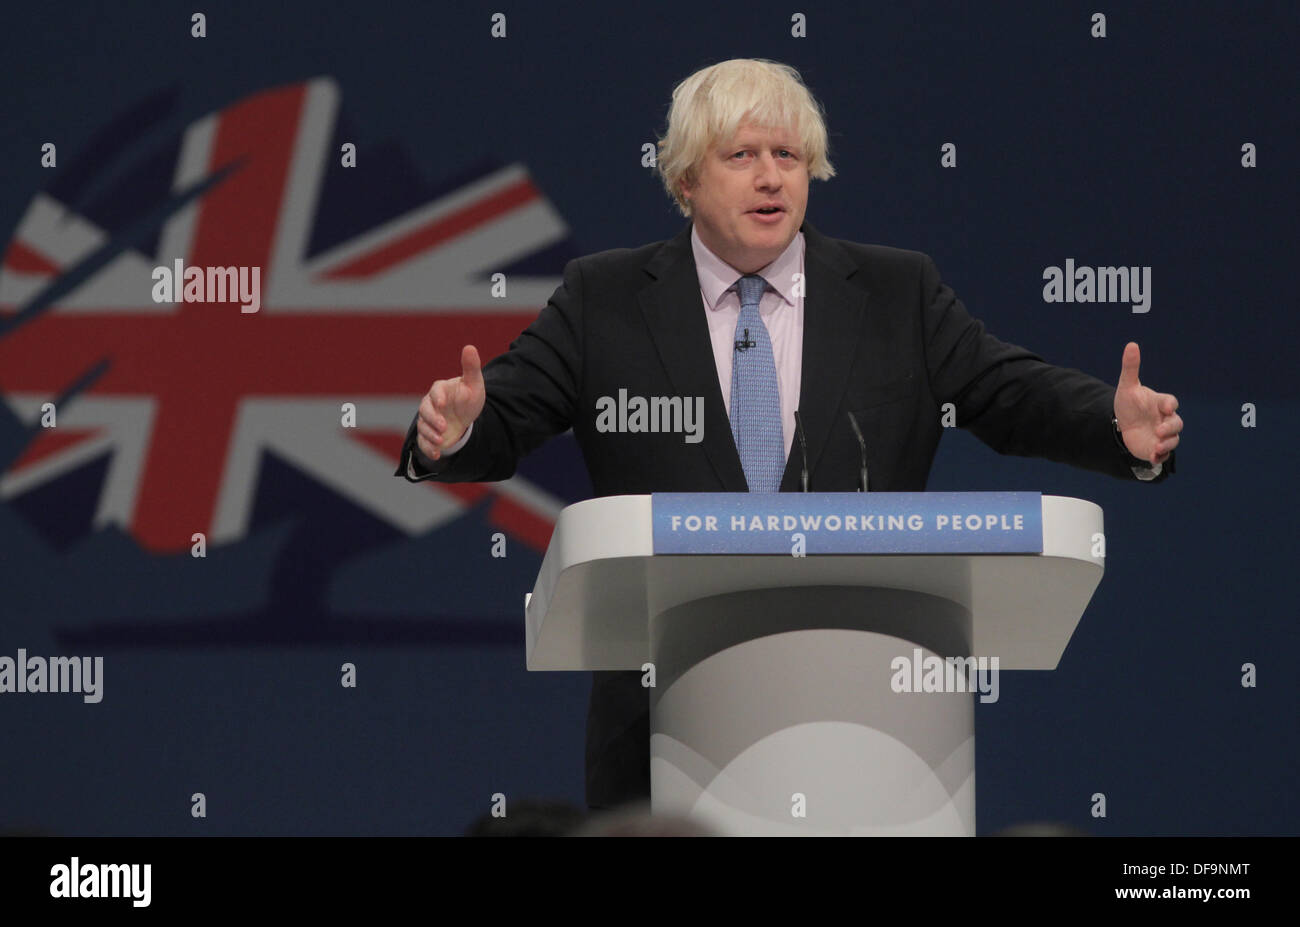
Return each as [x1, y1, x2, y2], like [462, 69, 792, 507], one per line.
[394, 218, 1173, 807]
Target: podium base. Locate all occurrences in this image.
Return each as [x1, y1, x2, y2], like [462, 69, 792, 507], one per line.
[648, 586, 977, 836]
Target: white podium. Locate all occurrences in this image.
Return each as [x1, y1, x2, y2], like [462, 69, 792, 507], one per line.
[525, 494, 1104, 836]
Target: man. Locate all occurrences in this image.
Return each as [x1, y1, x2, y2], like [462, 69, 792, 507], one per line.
[394, 59, 1183, 809]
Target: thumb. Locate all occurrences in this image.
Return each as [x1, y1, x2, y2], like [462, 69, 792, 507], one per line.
[460, 344, 483, 391]
[1118, 341, 1141, 390]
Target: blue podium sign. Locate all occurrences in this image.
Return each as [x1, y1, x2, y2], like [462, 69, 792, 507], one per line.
[651, 492, 1043, 555]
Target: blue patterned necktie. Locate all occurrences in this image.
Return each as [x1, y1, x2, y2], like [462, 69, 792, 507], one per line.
[730, 274, 785, 492]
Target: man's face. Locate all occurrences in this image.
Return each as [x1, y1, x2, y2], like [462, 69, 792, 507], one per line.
[680, 122, 809, 274]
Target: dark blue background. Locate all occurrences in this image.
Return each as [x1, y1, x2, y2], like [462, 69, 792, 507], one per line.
[1, 1, 1295, 835]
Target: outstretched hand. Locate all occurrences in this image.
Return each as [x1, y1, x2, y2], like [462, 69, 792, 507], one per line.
[416, 344, 485, 460]
[1114, 342, 1182, 467]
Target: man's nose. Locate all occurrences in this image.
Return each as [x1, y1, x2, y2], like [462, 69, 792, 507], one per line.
[754, 152, 782, 188]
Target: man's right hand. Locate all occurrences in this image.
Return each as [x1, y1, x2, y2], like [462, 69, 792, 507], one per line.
[416, 345, 485, 460]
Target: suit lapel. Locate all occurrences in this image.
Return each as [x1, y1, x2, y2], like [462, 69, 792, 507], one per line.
[780, 221, 871, 490]
[638, 223, 748, 491]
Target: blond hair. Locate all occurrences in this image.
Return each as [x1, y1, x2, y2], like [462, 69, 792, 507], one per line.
[655, 59, 836, 216]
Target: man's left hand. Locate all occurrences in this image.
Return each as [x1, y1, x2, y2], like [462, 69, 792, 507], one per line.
[1114, 341, 1182, 467]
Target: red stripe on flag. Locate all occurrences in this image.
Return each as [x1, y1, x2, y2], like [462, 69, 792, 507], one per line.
[488, 497, 554, 552]
[2, 240, 60, 275]
[8, 428, 103, 471]
[132, 84, 307, 553]
[439, 483, 491, 504]
[323, 178, 540, 279]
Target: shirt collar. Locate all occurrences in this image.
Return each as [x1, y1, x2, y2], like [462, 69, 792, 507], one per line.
[691, 223, 804, 311]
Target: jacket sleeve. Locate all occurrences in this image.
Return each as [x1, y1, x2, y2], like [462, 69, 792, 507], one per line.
[919, 253, 1174, 482]
[394, 257, 586, 483]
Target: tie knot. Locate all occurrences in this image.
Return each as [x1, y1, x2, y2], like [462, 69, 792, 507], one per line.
[737, 274, 767, 309]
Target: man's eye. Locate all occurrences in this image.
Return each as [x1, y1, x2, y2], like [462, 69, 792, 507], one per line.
[731, 149, 795, 160]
